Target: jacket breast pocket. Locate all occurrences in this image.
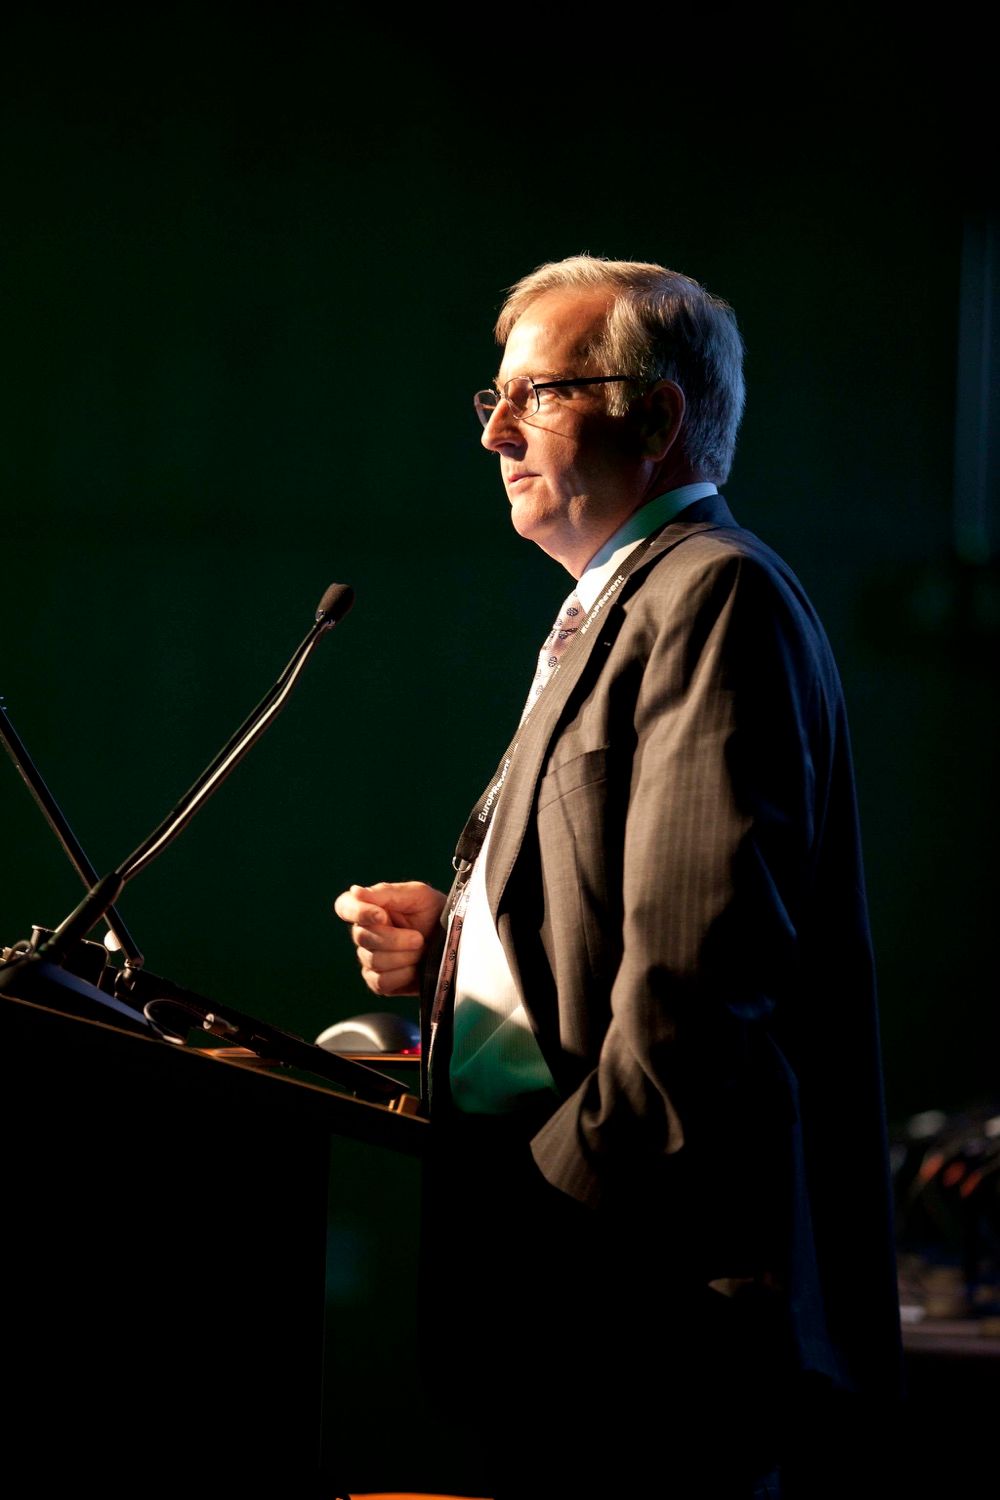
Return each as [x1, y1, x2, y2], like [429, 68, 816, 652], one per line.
[536, 747, 622, 989]
[537, 747, 610, 811]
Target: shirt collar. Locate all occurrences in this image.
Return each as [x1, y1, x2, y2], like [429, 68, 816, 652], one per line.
[576, 482, 719, 612]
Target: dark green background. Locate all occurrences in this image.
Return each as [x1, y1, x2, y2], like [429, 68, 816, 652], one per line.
[1, 14, 995, 1486]
[2, 18, 995, 1119]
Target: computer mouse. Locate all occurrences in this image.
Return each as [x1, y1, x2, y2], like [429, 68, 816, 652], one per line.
[315, 1010, 420, 1055]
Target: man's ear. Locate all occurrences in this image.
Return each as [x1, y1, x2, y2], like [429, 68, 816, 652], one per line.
[637, 380, 684, 460]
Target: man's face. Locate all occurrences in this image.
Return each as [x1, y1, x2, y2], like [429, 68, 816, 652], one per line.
[481, 288, 650, 576]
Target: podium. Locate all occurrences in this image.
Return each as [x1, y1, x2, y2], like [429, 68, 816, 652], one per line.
[0, 987, 427, 1494]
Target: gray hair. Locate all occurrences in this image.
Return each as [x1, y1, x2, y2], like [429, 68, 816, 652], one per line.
[495, 254, 746, 483]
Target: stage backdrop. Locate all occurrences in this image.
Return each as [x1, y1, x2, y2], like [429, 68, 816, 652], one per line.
[1, 19, 995, 1479]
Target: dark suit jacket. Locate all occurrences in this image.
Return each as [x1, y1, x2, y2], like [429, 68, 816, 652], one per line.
[422, 494, 902, 1406]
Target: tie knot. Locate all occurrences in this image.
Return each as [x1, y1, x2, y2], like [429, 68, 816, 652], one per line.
[546, 588, 582, 634]
[544, 590, 583, 652]
[556, 594, 582, 628]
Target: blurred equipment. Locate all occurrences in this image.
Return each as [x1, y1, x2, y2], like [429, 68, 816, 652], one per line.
[317, 1010, 421, 1059]
[892, 1096, 1000, 1330]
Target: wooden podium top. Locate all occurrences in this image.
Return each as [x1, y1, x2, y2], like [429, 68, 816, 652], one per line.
[1, 984, 429, 1156]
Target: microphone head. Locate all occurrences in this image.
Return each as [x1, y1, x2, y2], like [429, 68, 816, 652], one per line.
[315, 582, 355, 626]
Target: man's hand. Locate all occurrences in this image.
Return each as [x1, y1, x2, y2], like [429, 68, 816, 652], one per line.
[333, 881, 447, 997]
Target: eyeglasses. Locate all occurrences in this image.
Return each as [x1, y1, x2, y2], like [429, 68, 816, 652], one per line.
[473, 374, 632, 428]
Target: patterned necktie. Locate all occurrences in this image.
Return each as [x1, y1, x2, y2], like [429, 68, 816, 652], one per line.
[520, 589, 584, 723]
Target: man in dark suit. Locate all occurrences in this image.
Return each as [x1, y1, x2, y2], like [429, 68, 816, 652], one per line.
[334, 256, 901, 1497]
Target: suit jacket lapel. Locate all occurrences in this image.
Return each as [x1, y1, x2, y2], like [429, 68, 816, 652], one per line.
[484, 494, 740, 922]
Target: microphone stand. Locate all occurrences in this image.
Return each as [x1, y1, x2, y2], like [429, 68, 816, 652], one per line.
[1, 697, 143, 967]
[1, 583, 414, 1108]
[33, 581, 356, 969]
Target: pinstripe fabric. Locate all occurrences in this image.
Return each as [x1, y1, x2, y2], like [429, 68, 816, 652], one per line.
[423, 493, 902, 1409]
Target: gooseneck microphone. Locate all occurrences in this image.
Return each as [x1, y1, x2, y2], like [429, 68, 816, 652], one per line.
[32, 582, 354, 967]
[1, 580, 414, 1106]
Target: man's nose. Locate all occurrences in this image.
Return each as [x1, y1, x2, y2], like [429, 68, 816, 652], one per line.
[480, 398, 522, 452]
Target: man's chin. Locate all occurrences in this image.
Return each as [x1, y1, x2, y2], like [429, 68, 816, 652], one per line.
[509, 505, 574, 570]
[508, 496, 552, 543]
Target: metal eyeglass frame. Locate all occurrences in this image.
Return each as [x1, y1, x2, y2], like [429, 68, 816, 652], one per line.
[474, 374, 632, 428]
